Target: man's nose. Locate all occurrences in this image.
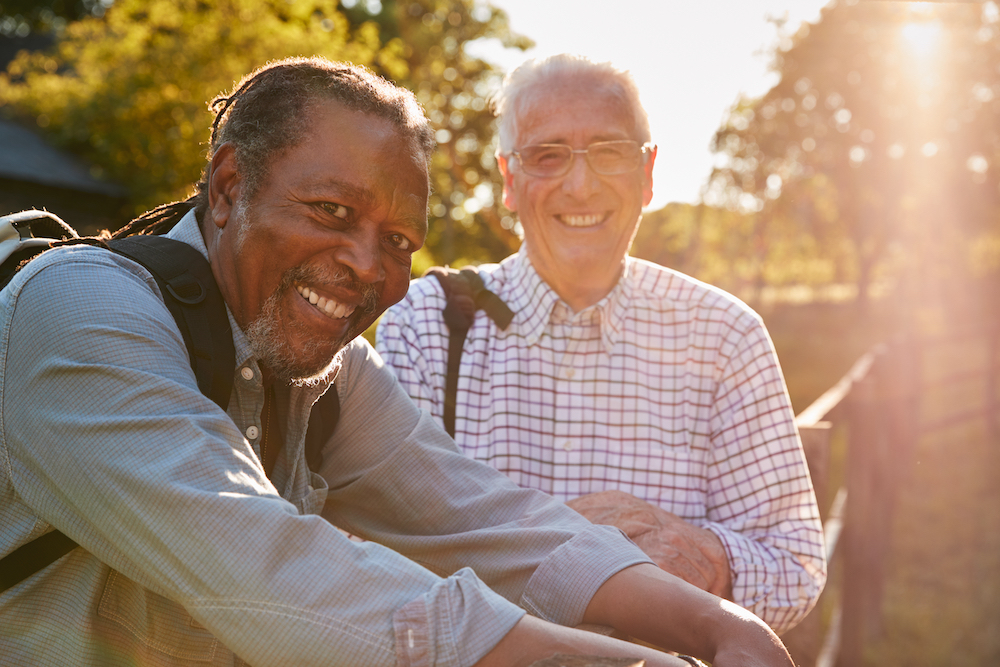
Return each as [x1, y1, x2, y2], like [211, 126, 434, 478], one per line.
[333, 226, 385, 284]
[561, 151, 602, 197]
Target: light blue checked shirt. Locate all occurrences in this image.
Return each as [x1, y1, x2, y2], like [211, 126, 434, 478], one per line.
[0, 211, 650, 666]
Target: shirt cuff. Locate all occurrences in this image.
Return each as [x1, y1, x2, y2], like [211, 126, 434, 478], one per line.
[703, 520, 824, 633]
[520, 525, 652, 627]
[393, 567, 526, 667]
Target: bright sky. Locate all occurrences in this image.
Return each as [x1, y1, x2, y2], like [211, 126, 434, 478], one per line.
[468, 0, 831, 209]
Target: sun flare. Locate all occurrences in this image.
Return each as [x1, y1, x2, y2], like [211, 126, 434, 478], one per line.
[901, 21, 942, 56]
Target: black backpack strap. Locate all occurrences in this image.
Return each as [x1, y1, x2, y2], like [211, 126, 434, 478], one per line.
[108, 236, 235, 411]
[424, 267, 513, 437]
[304, 385, 340, 473]
[0, 232, 236, 594]
[0, 531, 78, 593]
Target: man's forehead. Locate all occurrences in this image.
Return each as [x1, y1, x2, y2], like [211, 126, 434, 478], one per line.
[515, 80, 637, 140]
[293, 105, 428, 188]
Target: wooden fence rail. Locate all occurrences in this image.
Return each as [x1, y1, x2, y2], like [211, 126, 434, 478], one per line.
[785, 325, 999, 667]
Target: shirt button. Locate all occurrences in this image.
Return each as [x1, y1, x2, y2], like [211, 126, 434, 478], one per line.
[245, 425, 260, 440]
[564, 368, 575, 378]
[562, 441, 573, 451]
[241, 367, 255, 381]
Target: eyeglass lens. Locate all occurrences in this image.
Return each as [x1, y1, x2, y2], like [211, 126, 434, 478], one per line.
[517, 141, 642, 177]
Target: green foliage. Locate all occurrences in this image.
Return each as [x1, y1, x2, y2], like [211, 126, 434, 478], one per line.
[0, 0, 530, 269]
[709, 0, 1000, 306]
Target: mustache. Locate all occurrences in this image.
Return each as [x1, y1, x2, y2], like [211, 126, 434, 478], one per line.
[280, 263, 380, 315]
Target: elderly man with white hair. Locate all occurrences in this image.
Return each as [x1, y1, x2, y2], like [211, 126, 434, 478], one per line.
[377, 54, 827, 634]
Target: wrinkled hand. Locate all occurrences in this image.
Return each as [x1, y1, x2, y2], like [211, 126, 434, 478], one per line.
[566, 490, 732, 599]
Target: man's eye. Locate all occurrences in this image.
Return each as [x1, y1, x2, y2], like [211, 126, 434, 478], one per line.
[320, 202, 349, 219]
[387, 233, 412, 251]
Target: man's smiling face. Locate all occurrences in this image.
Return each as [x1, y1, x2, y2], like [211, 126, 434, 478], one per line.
[499, 80, 655, 306]
[207, 101, 429, 383]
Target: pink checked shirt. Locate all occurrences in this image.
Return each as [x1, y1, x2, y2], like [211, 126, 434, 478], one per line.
[377, 251, 826, 633]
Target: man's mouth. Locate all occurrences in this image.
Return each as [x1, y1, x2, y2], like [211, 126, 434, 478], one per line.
[295, 284, 356, 320]
[557, 213, 608, 228]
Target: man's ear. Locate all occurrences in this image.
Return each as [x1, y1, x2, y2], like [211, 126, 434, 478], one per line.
[497, 153, 518, 212]
[207, 143, 242, 229]
[642, 144, 657, 207]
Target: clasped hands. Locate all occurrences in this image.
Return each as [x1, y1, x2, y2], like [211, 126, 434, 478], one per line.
[566, 490, 733, 600]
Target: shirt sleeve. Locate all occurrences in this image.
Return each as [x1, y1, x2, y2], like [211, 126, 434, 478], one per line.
[1, 249, 648, 667]
[322, 340, 653, 664]
[702, 312, 827, 633]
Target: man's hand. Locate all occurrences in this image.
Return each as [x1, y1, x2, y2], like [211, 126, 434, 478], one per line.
[472, 615, 704, 667]
[566, 490, 732, 599]
[475, 563, 793, 667]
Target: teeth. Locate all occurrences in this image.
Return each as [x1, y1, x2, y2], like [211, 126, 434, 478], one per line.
[295, 284, 356, 320]
[559, 213, 604, 227]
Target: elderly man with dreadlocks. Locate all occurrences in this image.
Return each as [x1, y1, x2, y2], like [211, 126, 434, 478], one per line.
[0, 58, 794, 667]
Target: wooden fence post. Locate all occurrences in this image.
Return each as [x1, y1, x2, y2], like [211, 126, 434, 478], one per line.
[799, 422, 833, 520]
[838, 353, 886, 667]
[870, 336, 918, 637]
[988, 328, 998, 445]
[780, 422, 831, 667]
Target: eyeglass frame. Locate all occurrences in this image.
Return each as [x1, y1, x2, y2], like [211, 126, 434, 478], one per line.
[505, 140, 656, 178]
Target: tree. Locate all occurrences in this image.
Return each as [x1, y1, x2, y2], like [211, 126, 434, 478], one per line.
[0, 0, 529, 268]
[709, 0, 1000, 310]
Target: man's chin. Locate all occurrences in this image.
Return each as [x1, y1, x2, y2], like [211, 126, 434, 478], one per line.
[248, 283, 378, 385]
[282, 320, 369, 386]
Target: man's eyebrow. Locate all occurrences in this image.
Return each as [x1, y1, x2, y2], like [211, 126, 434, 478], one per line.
[303, 178, 375, 206]
[398, 212, 428, 235]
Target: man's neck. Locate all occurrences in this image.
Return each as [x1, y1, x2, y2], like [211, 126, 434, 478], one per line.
[527, 253, 624, 313]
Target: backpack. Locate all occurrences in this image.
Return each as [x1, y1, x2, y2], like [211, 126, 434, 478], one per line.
[0, 210, 339, 593]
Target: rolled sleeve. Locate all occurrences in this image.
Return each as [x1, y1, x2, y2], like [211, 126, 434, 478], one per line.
[521, 524, 652, 626]
[393, 568, 525, 667]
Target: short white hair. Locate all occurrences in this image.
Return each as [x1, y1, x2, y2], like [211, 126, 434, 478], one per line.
[492, 53, 651, 155]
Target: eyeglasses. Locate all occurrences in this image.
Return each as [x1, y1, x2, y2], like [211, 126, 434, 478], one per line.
[508, 140, 653, 178]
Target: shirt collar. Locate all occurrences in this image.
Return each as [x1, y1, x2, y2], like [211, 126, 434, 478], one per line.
[502, 251, 634, 354]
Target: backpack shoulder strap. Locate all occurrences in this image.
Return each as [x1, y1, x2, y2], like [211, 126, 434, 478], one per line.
[0, 530, 79, 593]
[107, 236, 235, 411]
[304, 385, 340, 473]
[423, 266, 513, 437]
